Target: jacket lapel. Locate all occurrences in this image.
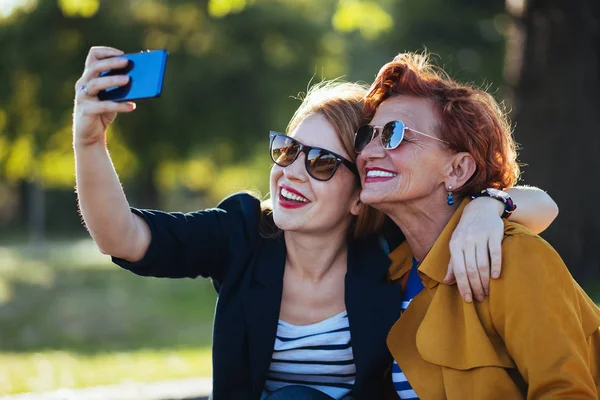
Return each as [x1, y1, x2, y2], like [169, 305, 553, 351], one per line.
[242, 235, 405, 396]
[388, 288, 447, 399]
[387, 199, 510, 399]
[243, 236, 286, 395]
[345, 237, 403, 393]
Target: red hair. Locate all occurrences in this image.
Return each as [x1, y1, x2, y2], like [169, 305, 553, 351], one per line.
[364, 52, 520, 196]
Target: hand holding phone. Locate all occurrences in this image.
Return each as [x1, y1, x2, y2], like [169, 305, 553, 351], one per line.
[98, 49, 168, 102]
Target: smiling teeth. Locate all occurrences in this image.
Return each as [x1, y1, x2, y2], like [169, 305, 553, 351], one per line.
[366, 170, 397, 177]
[281, 188, 309, 203]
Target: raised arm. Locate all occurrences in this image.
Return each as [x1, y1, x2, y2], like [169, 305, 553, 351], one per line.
[446, 186, 558, 302]
[73, 46, 148, 262]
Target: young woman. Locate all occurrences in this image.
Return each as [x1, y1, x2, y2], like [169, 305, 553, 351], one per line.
[356, 52, 600, 399]
[73, 46, 559, 399]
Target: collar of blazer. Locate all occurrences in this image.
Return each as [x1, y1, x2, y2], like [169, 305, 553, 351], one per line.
[244, 233, 401, 397]
[250, 233, 393, 286]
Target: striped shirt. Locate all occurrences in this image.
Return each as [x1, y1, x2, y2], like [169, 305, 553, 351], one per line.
[262, 310, 355, 399]
[393, 258, 423, 400]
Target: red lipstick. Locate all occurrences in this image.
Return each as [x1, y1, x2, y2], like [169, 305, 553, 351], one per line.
[278, 185, 310, 209]
[363, 167, 398, 184]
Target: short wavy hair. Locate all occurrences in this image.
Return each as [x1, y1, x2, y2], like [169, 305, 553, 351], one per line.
[364, 52, 520, 196]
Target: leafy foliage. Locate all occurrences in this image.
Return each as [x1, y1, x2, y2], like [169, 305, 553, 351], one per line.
[0, 0, 505, 225]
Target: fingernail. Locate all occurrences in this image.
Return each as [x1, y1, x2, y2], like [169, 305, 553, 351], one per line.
[492, 272, 500, 279]
[464, 293, 472, 303]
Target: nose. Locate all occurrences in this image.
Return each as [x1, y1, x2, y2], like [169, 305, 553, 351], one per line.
[358, 133, 386, 162]
[283, 152, 309, 182]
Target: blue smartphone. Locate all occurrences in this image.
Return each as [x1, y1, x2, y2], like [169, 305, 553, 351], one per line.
[98, 49, 168, 102]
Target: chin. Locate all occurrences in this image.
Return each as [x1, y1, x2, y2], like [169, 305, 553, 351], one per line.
[360, 190, 386, 207]
[272, 212, 295, 232]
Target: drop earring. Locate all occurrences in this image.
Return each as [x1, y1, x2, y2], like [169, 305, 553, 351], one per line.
[447, 185, 454, 206]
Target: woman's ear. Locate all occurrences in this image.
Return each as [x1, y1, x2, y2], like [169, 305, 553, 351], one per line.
[446, 152, 477, 191]
[350, 194, 362, 217]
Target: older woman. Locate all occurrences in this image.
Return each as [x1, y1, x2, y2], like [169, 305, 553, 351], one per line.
[355, 52, 600, 399]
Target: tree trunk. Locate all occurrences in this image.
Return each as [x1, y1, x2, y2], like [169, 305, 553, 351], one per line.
[505, 0, 600, 283]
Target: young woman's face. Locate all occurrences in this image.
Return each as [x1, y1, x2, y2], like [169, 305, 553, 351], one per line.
[357, 95, 452, 211]
[270, 112, 361, 236]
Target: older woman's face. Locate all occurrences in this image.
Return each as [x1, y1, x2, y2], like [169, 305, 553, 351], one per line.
[357, 95, 453, 210]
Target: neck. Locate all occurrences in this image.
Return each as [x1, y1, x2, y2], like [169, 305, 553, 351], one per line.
[384, 198, 458, 262]
[283, 226, 349, 283]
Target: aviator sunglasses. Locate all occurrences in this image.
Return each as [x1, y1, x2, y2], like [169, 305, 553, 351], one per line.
[354, 120, 448, 153]
[269, 132, 359, 181]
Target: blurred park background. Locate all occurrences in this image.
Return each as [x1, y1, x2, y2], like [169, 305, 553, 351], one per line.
[0, 0, 598, 396]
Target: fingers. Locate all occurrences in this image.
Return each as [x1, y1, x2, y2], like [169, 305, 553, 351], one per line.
[476, 244, 490, 298]
[75, 57, 129, 94]
[85, 46, 124, 68]
[464, 245, 485, 302]
[450, 200, 506, 303]
[489, 230, 503, 279]
[450, 243, 472, 303]
[83, 100, 136, 115]
[444, 259, 456, 284]
[80, 75, 130, 99]
[86, 56, 129, 80]
[76, 47, 128, 98]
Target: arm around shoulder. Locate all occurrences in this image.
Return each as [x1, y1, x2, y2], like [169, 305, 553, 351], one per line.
[504, 186, 558, 234]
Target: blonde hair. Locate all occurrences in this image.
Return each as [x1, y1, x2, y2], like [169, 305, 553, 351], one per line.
[261, 80, 386, 239]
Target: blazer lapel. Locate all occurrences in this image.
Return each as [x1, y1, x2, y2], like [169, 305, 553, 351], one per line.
[345, 237, 403, 392]
[243, 236, 286, 395]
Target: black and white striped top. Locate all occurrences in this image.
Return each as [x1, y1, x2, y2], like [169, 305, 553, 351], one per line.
[393, 258, 423, 400]
[262, 310, 355, 399]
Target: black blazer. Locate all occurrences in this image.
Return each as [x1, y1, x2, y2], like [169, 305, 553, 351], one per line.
[113, 193, 403, 400]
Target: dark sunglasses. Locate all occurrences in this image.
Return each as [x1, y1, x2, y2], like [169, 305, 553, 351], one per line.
[269, 132, 359, 181]
[354, 120, 448, 153]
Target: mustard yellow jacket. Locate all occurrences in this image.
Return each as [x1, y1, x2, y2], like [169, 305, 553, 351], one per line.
[387, 199, 600, 399]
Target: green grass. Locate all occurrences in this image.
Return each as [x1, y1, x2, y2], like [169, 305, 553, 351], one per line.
[0, 348, 212, 394]
[0, 239, 217, 394]
[1, 239, 599, 395]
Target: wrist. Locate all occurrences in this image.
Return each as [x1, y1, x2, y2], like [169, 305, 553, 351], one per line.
[470, 196, 505, 217]
[73, 136, 107, 150]
[471, 188, 517, 219]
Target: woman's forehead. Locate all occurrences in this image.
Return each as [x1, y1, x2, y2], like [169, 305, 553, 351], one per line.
[371, 95, 438, 128]
[290, 113, 350, 158]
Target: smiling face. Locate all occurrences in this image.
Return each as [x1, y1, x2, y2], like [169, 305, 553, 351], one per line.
[270, 112, 361, 236]
[357, 95, 455, 212]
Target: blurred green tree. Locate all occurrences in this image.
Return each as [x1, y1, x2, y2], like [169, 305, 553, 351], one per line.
[0, 0, 505, 240]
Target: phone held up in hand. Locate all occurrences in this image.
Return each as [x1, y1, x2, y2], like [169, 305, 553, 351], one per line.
[98, 49, 168, 102]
